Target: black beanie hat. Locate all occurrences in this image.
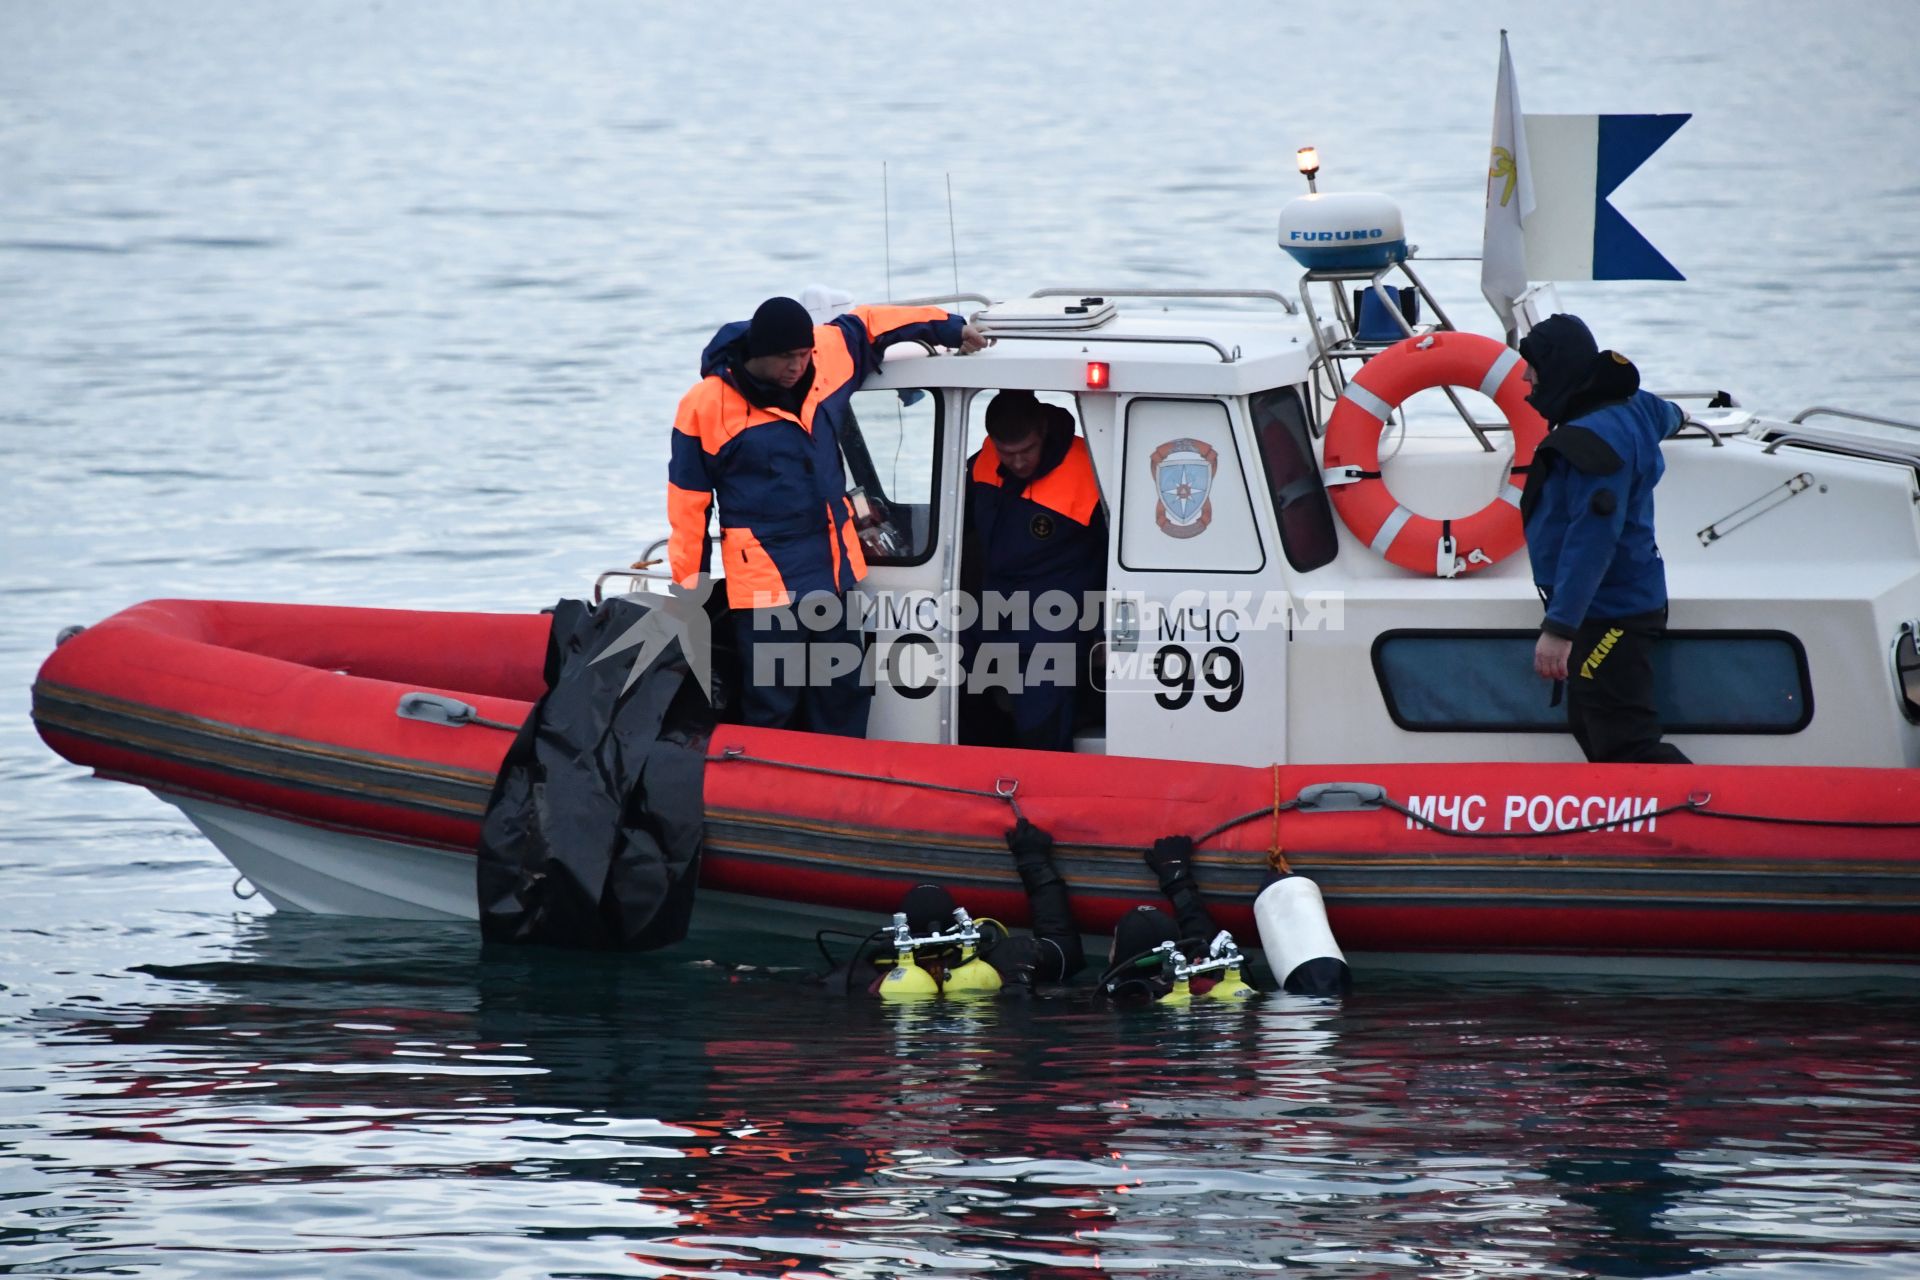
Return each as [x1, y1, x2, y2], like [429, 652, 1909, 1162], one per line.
[898, 884, 957, 936]
[984, 389, 1043, 443]
[746, 296, 816, 358]
[1111, 904, 1179, 966]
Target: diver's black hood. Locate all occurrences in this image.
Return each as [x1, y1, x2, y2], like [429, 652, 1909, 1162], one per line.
[1518, 313, 1597, 425]
[1519, 313, 1642, 426]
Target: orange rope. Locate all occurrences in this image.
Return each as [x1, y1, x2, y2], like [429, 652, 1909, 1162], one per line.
[1268, 763, 1291, 875]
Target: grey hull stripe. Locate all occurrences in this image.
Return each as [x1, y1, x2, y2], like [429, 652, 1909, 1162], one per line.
[1501, 482, 1525, 508]
[1340, 382, 1393, 423]
[1480, 347, 1521, 400]
[1370, 505, 1415, 554]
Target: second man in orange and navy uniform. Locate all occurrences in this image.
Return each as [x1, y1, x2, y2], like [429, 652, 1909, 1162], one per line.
[669, 296, 984, 736]
[963, 391, 1107, 751]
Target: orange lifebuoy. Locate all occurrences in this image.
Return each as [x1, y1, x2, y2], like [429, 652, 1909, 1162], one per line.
[1322, 331, 1549, 577]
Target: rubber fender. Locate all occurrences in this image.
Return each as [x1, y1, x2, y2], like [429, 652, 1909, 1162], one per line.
[1253, 874, 1351, 996]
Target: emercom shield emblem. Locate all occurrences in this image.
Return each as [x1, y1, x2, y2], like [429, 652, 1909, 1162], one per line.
[1150, 436, 1219, 539]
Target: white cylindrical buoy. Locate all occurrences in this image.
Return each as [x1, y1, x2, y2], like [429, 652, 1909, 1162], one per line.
[1253, 874, 1351, 995]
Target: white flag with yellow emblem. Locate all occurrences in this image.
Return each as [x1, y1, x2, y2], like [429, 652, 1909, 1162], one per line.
[1481, 30, 1535, 339]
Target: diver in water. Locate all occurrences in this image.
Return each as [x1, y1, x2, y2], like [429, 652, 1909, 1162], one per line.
[823, 826, 1269, 1004]
[1096, 836, 1261, 1005]
[821, 818, 1085, 998]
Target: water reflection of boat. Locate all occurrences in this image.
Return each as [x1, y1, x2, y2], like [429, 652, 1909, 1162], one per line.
[56, 916, 1920, 1275]
[30, 170, 1920, 977]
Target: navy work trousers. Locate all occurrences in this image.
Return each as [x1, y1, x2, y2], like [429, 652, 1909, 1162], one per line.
[732, 596, 870, 738]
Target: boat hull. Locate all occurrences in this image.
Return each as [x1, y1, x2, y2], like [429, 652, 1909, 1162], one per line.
[156, 792, 1920, 979]
[32, 599, 1920, 975]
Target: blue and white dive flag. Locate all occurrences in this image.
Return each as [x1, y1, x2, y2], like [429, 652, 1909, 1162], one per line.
[1520, 113, 1690, 284]
[1481, 34, 1689, 336]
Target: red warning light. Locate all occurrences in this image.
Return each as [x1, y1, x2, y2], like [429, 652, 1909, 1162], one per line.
[1086, 361, 1110, 389]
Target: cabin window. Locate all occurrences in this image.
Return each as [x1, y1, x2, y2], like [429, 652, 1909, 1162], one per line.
[1118, 397, 1265, 574]
[843, 387, 942, 566]
[1250, 385, 1338, 573]
[1372, 629, 1813, 733]
[1895, 621, 1920, 723]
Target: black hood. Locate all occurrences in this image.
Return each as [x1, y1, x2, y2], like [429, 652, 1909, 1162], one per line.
[1518, 313, 1598, 425]
[1564, 350, 1641, 422]
[1519, 314, 1642, 425]
[1111, 904, 1179, 966]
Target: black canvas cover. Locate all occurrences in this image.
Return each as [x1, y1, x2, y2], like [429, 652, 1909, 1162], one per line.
[477, 596, 713, 948]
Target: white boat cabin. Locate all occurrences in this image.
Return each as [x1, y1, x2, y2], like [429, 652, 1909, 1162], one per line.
[645, 212, 1920, 771]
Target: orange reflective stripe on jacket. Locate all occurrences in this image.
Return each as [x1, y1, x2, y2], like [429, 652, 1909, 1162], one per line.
[667, 305, 963, 609]
[718, 526, 792, 609]
[973, 437, 1103, 526]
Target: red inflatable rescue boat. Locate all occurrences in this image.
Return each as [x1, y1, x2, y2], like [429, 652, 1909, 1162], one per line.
[32, 598, 1920, 976]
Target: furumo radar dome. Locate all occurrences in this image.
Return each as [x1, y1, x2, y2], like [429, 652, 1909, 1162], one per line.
[1277, 192, 1407, 269]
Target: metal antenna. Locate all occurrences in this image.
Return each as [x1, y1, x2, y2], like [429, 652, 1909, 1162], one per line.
[883, 162, 894, 302]
[946, 172, 960, 297]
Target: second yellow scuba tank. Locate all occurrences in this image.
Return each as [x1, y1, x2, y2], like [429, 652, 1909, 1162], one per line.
[1148, 932, 1259, 1004]
[1204, 963, 1257, 1001]
[939, 907, 1003, 995]
[1200, 931, 1258, 1001]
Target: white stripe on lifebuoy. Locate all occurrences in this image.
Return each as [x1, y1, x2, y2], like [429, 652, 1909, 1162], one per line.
[1370, 505, 1415, 555]
[1340, 383, 1393, 423]
[1500, 482, 1525, 508]
[1478, 347, 1521, 400]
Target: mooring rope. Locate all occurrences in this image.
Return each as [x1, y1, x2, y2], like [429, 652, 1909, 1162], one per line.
[706, 745, 1025, 823]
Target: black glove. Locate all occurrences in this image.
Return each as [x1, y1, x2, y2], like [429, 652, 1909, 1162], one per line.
[1005, 818, 1054, 861]
[992, 935, 1040, 993]
[1145, 835, 1194, 886]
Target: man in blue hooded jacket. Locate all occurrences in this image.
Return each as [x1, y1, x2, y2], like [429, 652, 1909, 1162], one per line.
[1517, 313, 1691, 764]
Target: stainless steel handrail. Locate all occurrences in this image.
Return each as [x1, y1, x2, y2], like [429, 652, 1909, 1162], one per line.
[1027, 286, 1298, 315]
[970, 327, 1236, 362]
[891, 292, 996, 309]
[594, 534, 707, 604]
[1296, 261, 1492, 452]
[1669, 418, 1726, 447]
[1790, 406, 1920, 432]
[1760, 434, 1920, 469]
[593, 566, 678, 604]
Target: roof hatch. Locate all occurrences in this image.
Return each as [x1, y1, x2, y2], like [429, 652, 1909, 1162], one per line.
[974, 295, 1118, 330]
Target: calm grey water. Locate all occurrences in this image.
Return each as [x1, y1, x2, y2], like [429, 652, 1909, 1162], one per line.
[4, 4, 1920, 1276]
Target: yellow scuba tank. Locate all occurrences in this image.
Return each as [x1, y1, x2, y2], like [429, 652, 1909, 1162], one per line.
[1204, 963, 1256, 1001]
[942, 950, 1001, 993]
[879, 911, 940, 1001]
[941, 907, 1002, 995]
[1200, 930, 1258, 1001]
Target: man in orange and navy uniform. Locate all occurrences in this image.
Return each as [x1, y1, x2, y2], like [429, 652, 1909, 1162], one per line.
[963, 391, 1107, 751]
[669, 296, 985, 736]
